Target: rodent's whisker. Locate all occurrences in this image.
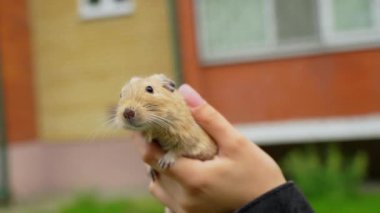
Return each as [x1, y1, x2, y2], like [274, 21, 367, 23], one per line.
[117, 74, 217, 172]
[146, 116, 168, 129]
[143, 104, 160, 108]
[105, 116, 118, 126]
[147, 117, 171, 130]
[143, 104, 160, 112]
[150, 114, 173, 127]
[107, 105, 118, 121]
[146, 119, 165, 129]
[146, 108, 159, 112]
[85, 117, 119, 142]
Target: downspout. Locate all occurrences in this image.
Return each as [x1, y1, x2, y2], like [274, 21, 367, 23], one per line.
[0, 54, 10, 205]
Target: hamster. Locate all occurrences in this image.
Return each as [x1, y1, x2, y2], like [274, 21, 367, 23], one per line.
[115, 74, 217, 169]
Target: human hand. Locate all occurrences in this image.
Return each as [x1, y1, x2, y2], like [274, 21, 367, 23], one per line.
[136, 84, 286, 213]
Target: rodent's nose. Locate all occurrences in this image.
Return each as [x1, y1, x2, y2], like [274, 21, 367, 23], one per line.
[123, 108, 135, 120]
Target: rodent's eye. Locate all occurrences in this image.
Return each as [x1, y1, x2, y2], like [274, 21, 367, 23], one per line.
[145, 86, 154, 94]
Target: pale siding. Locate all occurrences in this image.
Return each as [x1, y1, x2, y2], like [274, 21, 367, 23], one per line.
[29, 0, 174, 140]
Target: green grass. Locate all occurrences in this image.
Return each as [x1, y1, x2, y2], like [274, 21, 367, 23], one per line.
[280, 145, 380, 212]
[1, 192, 380, 212]
[0, 195, 164, 213]
[58, 192, 380, 213]
[281, 145, 368, 200]
[58, 195, 163, 213]
[310, 193, 380, 213]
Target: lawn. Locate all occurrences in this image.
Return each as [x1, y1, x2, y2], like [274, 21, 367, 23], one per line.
[57, 192, 380, 213]
[2, 146, 378, 212]
[0, 195, 164, 213]
[310, 193, 380, 213]
[58, 195, 163, 213]
[1, 192, 379, 212]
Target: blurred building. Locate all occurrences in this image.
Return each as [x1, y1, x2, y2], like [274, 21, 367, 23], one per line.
[177, 0, 380, 179]
[0, 0, 380, 202]
[0, 0, 175, 201]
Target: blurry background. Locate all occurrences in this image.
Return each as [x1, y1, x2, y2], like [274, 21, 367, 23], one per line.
[1, 0, 380, 212]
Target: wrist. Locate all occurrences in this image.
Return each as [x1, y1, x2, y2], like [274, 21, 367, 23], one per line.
[237, 173, 286, 210]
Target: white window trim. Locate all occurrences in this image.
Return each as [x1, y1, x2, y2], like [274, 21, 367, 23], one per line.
[78, 0, 135, 20]
[319, 0, 380, 46]
[194, 0, 278, 64]
[194, 0, 380, 66]
[235, 113, 380, 145]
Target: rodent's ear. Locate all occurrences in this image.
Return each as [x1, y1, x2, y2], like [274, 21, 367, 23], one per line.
[156, 74, 176, 92]
[129, 76, 141, 83]
[163, 80, 176, 92]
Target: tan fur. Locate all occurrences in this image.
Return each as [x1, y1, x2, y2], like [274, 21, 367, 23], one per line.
[115, 74, 217, 169]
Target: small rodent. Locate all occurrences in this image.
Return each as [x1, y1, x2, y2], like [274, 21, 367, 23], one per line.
[115, 74, 217, 169]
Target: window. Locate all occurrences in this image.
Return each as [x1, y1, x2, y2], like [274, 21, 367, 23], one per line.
[195, 0, 380, 64]
[195, 0, 275, 62]
[275, 0, 319, 45]
[320, 0, 380, 44]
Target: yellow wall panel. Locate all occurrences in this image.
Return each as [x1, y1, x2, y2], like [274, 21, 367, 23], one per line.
[29, 0, 174, 140]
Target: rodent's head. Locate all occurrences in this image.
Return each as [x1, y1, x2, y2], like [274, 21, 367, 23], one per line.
[115, 74, 179, 131]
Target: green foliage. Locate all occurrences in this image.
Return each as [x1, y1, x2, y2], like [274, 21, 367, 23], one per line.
[59, 194, 163, 213]
[281, 145, 368, 199]
[310, 193, 380, 213]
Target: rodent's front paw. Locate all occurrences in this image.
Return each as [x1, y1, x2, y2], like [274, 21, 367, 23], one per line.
[158, 153, 176, 169]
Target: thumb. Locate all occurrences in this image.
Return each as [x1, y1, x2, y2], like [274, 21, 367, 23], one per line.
[178, 84, 240, 149]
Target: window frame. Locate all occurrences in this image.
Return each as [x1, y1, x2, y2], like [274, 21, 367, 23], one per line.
[194, 0, 380, 66]
[194, 0, 278, 64]
[319, 0, 380, 45]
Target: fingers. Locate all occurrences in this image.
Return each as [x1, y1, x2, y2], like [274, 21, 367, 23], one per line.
[192, 103, 241, 149]
[131, 136, 165, 169]
[149, 181, 173, 209]
[143, 146, 208, 184]
[178, 84, 206, 108]
[130, 133, 147, 155]
[164, 207, 173, 213]
[148, 149, 206, 182]
[143, 141, 165, 169]
[164, 157, 206, 182]
[179, 84, 241, 150]
[133, 135, 204, 181]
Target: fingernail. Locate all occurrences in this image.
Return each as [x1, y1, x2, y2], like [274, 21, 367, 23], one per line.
[178, 84, 205, 108]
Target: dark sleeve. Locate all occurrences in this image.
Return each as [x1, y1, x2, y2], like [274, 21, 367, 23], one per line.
[236, 181, 314, 213]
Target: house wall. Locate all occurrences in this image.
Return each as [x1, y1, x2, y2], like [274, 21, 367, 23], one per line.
[0, 0, 36, 142]
[29, 0, 174, 140]
[176, 1, 380, 124]
[8, 139, 149, 201]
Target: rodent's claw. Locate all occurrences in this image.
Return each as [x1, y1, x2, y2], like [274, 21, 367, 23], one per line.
[149, 168, 158, 181]
[158, 154, 176, 169]
[158, 158, 174, 169]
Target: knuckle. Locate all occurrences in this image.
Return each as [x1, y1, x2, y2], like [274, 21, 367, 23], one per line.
[184, 175, 208, 195]
[231, 134, 248, 150]
[235, 134, 247, 146]
[223, 135, 244, 155]
[194, 105, 218, 126]
[142, 152, 151, 164]
[148, 182, 156, 194]
[142, 151, 156, 165]
[179, 198, 194, 211]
